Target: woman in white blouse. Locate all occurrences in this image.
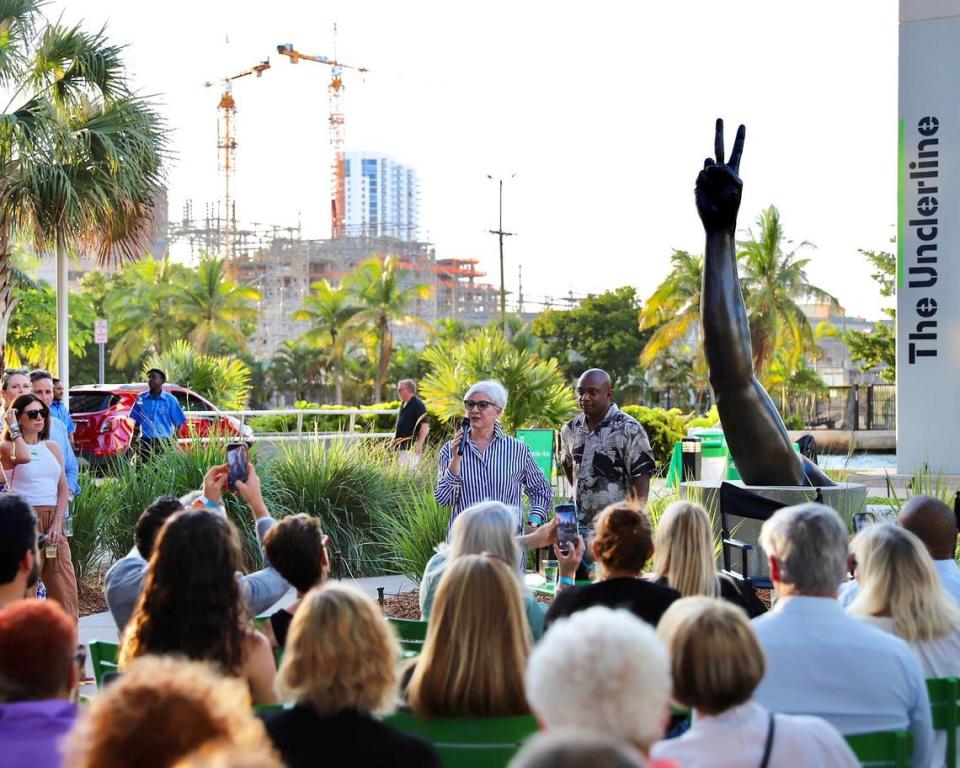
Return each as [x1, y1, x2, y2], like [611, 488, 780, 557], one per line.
[848, 522, 960, 767]
[652, 597, 858, 768]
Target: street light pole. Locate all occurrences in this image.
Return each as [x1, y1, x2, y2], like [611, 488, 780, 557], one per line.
[487, 174, 515, 331]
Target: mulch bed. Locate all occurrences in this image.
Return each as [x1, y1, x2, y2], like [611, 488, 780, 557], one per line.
[79, 572, 107, 617]
[380, 590, 422, 619]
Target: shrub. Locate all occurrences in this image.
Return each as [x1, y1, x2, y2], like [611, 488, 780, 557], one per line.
[620, 405, 688, 468]
[143, 340, 252, 410]
[420, 326, 577, 433]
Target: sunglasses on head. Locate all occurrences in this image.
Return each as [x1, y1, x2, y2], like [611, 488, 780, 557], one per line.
[463, 400, 497, 412]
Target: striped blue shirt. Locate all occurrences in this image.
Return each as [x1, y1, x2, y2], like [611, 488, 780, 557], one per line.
[435, 422, 552, 533]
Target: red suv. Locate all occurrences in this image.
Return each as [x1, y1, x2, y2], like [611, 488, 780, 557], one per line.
[69, 384, 253, 467]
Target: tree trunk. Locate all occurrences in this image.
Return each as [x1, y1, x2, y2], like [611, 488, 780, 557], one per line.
[0, 231, 15, 374]
[56, 233, 70, 392]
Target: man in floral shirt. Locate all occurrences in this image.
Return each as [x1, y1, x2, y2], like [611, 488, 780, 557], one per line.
[560, 369, 656, 535]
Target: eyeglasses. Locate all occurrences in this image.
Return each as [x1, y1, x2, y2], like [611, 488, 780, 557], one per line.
[23, 409, 44, 420]
[463, 400, 497, 412]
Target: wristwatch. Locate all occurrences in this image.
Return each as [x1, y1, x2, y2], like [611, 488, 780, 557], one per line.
[7, 426, 21, 441]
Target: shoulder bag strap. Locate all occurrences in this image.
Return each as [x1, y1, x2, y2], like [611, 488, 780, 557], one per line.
[759, 711, 776, 768]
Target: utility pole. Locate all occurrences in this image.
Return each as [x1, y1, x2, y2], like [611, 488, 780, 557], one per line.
[487, 174, 515, 330]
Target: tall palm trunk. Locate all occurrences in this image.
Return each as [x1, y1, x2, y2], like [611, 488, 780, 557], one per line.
[0, 248, 16, 374]
[375, 313, 391, 403]
[56, 232, 69, 390]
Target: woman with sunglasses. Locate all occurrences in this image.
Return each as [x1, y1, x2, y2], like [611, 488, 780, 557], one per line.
[0, 393, 78, 621]
[434, 379, 551, 537]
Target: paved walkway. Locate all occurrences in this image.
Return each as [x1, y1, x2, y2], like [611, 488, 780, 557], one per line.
[78, 573, 417, 697]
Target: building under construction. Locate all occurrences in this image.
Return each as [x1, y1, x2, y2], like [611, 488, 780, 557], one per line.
[171, 210, 503, 360]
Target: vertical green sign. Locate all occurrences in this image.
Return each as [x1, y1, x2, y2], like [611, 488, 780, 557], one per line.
[516, 429, 555, 485]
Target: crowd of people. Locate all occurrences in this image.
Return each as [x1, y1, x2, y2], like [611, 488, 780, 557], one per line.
[1, 370, 959, 768]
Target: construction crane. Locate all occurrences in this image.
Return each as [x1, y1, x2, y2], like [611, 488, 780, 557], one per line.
[203, 58, 271, 259]
[277, 29, 368, 239]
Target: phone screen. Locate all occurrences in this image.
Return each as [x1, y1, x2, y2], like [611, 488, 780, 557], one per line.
[555, 503, 579, 554]
[226, 443, 249, 490]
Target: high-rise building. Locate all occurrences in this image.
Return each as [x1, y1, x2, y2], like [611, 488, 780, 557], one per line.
[343, 152, 419, 240]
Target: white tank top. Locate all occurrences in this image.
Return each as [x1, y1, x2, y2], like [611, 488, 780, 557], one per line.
[7, 440, 60, 506]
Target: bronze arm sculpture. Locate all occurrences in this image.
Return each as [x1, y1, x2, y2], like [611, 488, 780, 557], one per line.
[695, 119, 833, 487]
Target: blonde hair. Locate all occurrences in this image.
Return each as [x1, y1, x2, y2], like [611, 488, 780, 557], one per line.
[408, 554, 531, 718]
[653, 501, 718, 597]
[276, 583, 399, 715]
[849, 523, 960, 643]
[659, 597, 765, 715]
[64, 656, 274, 768]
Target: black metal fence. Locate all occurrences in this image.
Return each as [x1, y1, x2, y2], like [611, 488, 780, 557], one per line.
[637, 384, 896, 431]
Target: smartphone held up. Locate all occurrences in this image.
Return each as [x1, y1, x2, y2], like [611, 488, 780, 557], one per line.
[226, 443, 249, 490]
[555, 503, 579, 555]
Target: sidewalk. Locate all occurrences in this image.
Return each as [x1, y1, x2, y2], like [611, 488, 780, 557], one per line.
[78, 573, 417, 697]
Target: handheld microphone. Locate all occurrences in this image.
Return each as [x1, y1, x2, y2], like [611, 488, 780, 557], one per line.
[458, 417, 470, 456]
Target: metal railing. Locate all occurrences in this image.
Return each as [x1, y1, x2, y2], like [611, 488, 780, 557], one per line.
[178, 407, 398, 443]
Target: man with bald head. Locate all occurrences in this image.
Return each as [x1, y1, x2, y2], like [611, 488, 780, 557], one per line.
[899, 495, 960, 600]
[840, 495, 960, 607]
[560, 369, 656, 540]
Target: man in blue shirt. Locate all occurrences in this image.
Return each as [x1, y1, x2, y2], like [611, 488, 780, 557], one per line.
[752, 502, 932, 768]
[30, 371, 80, 499]
[129, 368, 187, 460]
[49, 378, 75, 445]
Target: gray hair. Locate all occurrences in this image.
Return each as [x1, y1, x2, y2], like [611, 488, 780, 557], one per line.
[510, 729, 645, 768]
[526, 607, 671, 750]
[397, 379, 417, 394]
[449, 501, 519, 566]
[464, 380, 508, 410]
[759, 502, 848, 595]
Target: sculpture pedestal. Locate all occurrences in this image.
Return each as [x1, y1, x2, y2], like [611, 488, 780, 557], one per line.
[678, 481, 867, 580]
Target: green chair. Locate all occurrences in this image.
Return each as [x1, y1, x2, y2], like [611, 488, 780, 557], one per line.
[388, 617, 428, 656]
[89, 640, 119, 688]
[844, 730, 912, 768]
[384, 712, 537, 768]
[928, 676, 959, 768]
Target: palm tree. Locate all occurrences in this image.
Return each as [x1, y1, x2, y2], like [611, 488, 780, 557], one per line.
[293, 279, 359, 404]
[344, 256, 431, 402]
[270, 340, 326, 403]
[0, 8, 168, 385]
[175, 257, 260, 354]
[737, 206, 838, 375]
[638, 250, 704, 368]
[103, 256, 187, 367]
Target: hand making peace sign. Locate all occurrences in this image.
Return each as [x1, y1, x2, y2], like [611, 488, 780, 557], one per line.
[695, 118, 746, 234]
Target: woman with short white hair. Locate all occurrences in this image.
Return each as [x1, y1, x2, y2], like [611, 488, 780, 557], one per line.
[525, 606, 672, 763]
[418, 501, 548, 639]
[434, 379, 551, 534]
[848, 523, 960, 767]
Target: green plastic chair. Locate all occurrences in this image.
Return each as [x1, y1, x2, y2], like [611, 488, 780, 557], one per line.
[928, 676, 959, 768]
[388, 617, 428, 655]
[384, 712, 537, 768]
[844, 730, 912, 768]
[89, 640, 119, 688]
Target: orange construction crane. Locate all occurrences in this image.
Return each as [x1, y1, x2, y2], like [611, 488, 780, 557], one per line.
[277, 28, 368, 239]
[203, 58, 271, 258]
